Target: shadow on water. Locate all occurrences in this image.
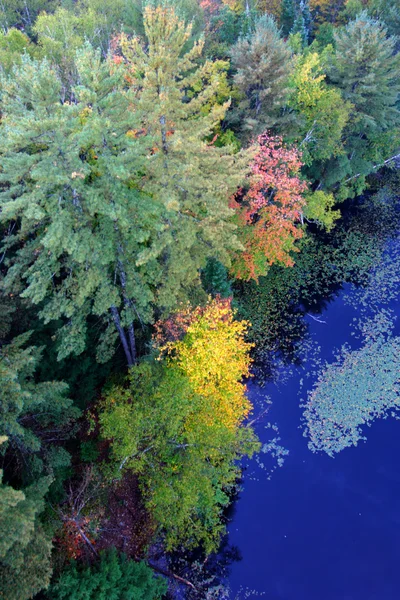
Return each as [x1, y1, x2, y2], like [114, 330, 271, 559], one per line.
[226, 227, 400, 599]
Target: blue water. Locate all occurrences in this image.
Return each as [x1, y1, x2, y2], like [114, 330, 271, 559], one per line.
[228, 286, 400, 600]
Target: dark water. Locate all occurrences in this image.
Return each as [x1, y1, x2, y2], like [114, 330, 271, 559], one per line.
[227, 282, 400, 600]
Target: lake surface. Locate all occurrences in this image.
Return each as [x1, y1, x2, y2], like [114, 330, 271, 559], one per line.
[227, 271, 400, 599]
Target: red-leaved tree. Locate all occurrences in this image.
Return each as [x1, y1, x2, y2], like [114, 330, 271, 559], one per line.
[230, 133, 308, 281]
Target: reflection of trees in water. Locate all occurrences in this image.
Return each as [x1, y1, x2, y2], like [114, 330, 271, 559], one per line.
[167, 192, 400, 598]
[301, 192, 400, 456]
[237, 193, 400, 385]
[165, 535, 242, 599]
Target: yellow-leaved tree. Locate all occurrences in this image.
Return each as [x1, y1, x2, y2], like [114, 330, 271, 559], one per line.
[100, 298, 259, 552]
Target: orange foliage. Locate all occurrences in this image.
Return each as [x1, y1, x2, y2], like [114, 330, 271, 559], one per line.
[154, 296, 232, 348]
[230, 133, 308, 281]
[58, 517, 95, 560]
[200, 0, 222, 14]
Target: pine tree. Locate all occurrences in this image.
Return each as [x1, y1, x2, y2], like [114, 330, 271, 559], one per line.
[280, 0, 295, 36]
[0, 9, 246, 367]
[49, 548, 167, 600]
[370, 0, 400, 47]
[326, 13, 400, 196]
[330, 13, 400, 132]
[115, 7, 247, 317]
[0, 439, 53, 600]
[291, 0, 312, 44]
[0, 48, 157, 366]
[230, 14, 293, 138]
[0, 333, 79, 458]
[202, 258, 232, 297]
[291, 11, 308, 46]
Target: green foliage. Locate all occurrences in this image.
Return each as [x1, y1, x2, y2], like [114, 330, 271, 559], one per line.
[100, 363, 254, 553]
[80, 440, 100, 463]
[78, 0, 144, 47]
[33, 8, 98, 90]
[280, 0, 295, 35]
[0, 7, 247, 367]
[303, 190, 340, 230]
[291, 1, 311, 47]
[0, 0, 57, 33]
[204, 4, 246, 58]
[326, 13, 400, 197]
[313, 21, 336, 47]
[0, 28, 35, 75]
[100, 300, 258, 553]
[303, 312, 400, 456]
[236, 196, 399, 369]
[0, 0, 400, 582]
[0, 334, 78, 475]
[201, 258, 233, 298]
[49, 548, 167, 600]
[330, 13, 400, 131]
[230, 14, 293, 137]
[288, 49, 352, 165]
[0, 461, 53, 600]
[369, 0, 400, 40]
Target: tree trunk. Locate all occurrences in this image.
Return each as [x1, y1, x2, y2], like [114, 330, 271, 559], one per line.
[116, 259, 137, 364]
[127, 322, 137, 364]
[110, 305, 134, 367]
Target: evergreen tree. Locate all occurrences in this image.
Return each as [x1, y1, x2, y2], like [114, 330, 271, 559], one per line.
[325, 13, 400, 196]
[330, 14, 400, 132]
[291, 10, 308, 46]
[0, 440, 53, 600]
[202, 258, 232, 297]
[0, 9, 246, 367]
[230, 14, 293, 138]
[280, 0, 295, 36]
[0, 334, 78, 480]
[369, 0, 400, 46]
[49, 548, 167, 600]
[291, 0, 312, 44]
[301, 0, 312, 35]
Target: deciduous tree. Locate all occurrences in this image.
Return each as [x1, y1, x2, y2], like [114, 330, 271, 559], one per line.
[230, 133, 308, 280]
[100, 298, 259, 552]
[288, 50, 351, 165]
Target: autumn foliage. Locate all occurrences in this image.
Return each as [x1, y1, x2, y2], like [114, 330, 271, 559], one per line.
[230, 133, 308, 281]
[100, 297, 257, 551]
[155, 297, 253, 430]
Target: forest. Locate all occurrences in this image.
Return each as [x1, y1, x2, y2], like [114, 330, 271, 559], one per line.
[0, 0, 399, 598]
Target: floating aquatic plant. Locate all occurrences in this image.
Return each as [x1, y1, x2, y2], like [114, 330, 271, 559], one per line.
[302, 311, 400, 456]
